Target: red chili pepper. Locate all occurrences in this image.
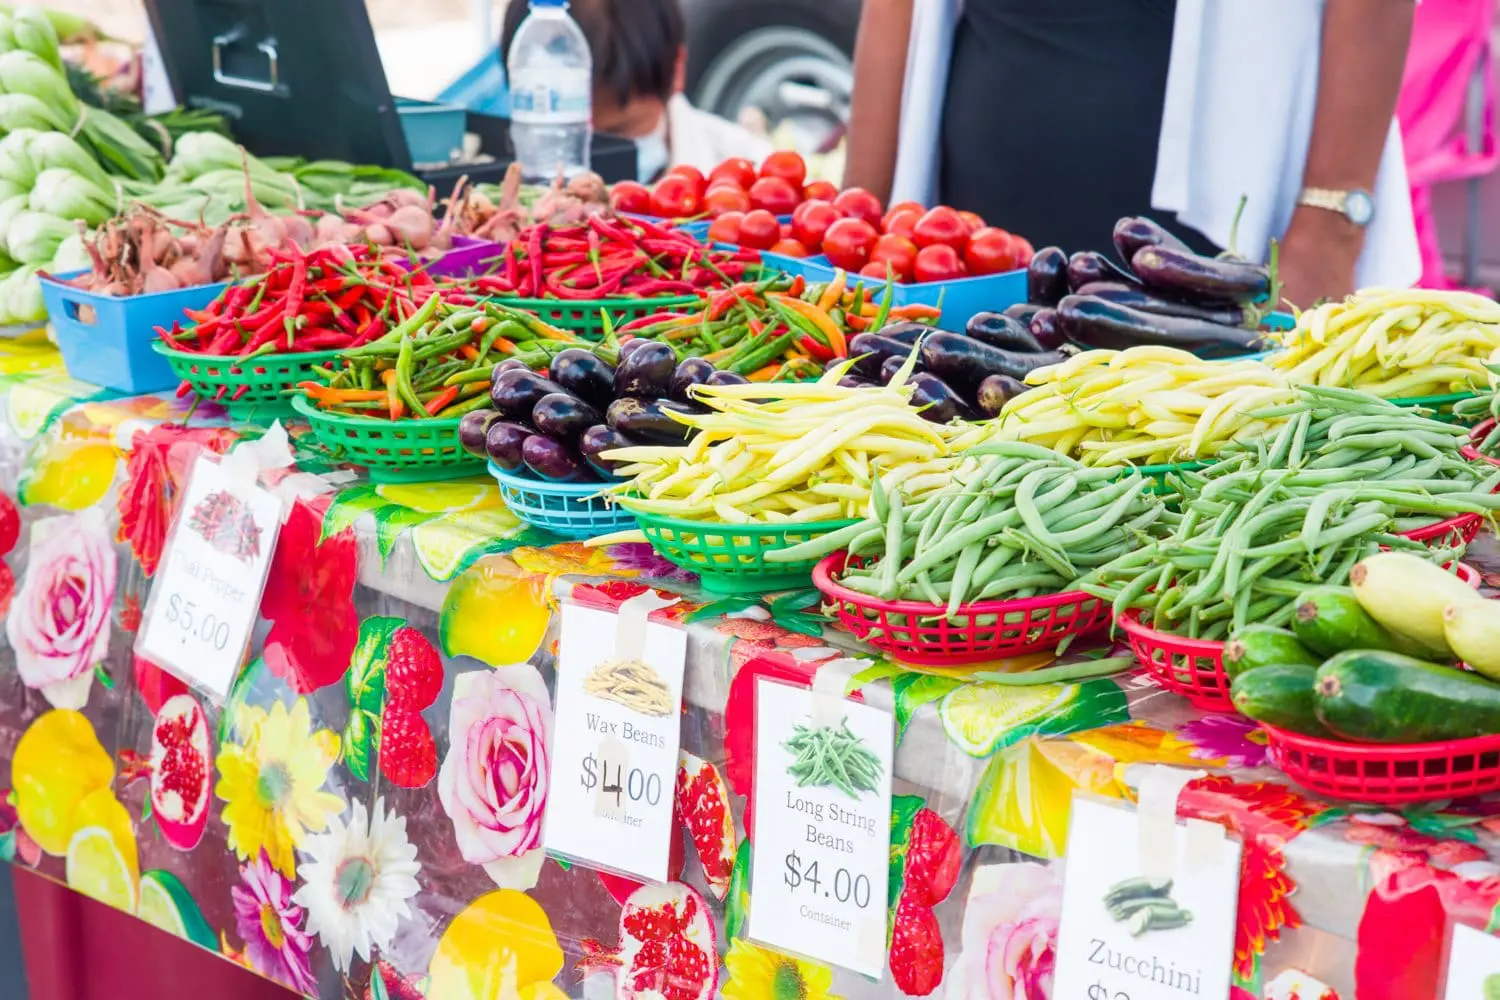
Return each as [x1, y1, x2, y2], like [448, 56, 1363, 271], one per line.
[424, 386, 461, 415]
[528, 225, 547, 298]
[798, 335, 835, 362]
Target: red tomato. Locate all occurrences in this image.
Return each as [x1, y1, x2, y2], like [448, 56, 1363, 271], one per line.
[860, 262, 896, 281]
[957, 210, 986, 235]
[913, 206, 969, 250]
[610, 181, 653, 215]
[882, 208, 921, 241]
[668, 165, 707, 194]
[759, 150, 809, 189]
[803, 180, 839, 202]
[737, 209, 782, 250]
[1012, 236, 1036, 266]
[748, 176, 801, 215]
[913, 243, 966, 282]
[882, 201, 924, 229]
[791, 199, 841, 249]
[822, 217, 879, 272]
[708, 158, 757, 190]
[703, 185, 751, 217]
[869, 233, 919, 281]
[707, 211, 744, 245]
[963, 227, 1023, 275]
[650, 174, 701, 218]
[770, 238, 810, 258]
[834, 187, 884, 228]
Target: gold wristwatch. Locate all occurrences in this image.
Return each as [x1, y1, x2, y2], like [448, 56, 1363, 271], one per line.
[1297, 187, 1375, 227]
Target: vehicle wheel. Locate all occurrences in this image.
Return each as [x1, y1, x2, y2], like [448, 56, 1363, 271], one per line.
[684, 0, 859, 154]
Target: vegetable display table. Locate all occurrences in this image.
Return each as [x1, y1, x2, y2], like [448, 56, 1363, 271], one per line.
[0, 335, 1491, 1000]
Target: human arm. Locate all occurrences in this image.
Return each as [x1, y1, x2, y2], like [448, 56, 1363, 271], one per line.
[842, 0, 914, 202]
[1279, 0, 1416, 308]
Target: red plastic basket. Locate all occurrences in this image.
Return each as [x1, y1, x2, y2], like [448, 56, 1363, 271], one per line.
[1397, 512, 1484, 548]
[1463, 419, 1500, 467]
[1117, 610, 1233, 711]
[1264, 725, 1500, 804]
[812, 552, 1110, 665]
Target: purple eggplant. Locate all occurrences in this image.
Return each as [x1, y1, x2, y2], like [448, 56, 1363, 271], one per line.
[849, 332, 920, 380]
[613, 341, 677, 398]
[1074, 281, 1253, 327]
[618, 338, 653, 360]
[1027, 247, 1069, 305]
[909, 372, 978, 424]
[705, 369, 750, 387]
[838, 375, 877, 389]
[532, 392, 601, 444]
[880, 353, 920, 384]
[459, 410, 503, 459]
[491, 369, 567, 421]
[579, 424, 639, 478]
[606, 396, 697, 444]
[976, 374, 1031, 418]
[522, 434, 589, 482]
[966, 312, 1044, 353]
[1131, 246, 1270, 302]
[920, 330, 1067, 389]
[1056, 295, 1267, 358]
[1112, 216, 1190, 263]
[488, 357, 531, 390]
[485, 420, 532, 471]
[1028, 308, 1066, 351]
[874, 320, 932, 345]
[1067, 251, 1139, 293]
[548, 349, 615, 408]
[669, 358, 716, 404]
[1003, 303, 1044, 327]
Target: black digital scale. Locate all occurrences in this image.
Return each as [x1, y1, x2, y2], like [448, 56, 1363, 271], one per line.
[142, 0, 638, 185]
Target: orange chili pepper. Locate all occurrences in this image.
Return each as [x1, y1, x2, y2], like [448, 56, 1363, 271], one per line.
[747, 363, 781, 382]
[425, 386, 460, 415]
[816, 270, 847, 312]
[890, 303, 943, 321]
[381, 369, 405, 420]
[493, 337, 516, 353]
[459, 344, 480, 361]
[774, 295, 849, 357]
[787, 275, 806, 297]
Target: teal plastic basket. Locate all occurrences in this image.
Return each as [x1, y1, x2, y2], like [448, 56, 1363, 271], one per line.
[1391, 391, 1481, 425]
[488, 462, 636, 539]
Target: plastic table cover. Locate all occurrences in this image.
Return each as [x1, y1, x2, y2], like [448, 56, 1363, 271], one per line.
[0, 333, 1492, 1000]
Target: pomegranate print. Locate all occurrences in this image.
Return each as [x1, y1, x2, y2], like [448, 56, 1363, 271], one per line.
[579, 883, 719, 1000]
[150, 693, 213, 851]
[675, 751, 737, 900]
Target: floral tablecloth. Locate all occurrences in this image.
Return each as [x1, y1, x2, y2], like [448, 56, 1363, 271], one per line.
[0, 337, 1492, 1000]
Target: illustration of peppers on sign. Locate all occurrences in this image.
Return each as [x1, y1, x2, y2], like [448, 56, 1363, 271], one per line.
[343, 616, 445, 788]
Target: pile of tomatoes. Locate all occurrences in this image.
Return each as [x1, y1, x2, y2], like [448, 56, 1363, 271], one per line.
[609, 151, 1035, 284]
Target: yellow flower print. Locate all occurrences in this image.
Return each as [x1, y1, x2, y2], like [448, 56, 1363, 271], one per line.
[216, 699, 343, 876]
[722, 939, 843, 1000]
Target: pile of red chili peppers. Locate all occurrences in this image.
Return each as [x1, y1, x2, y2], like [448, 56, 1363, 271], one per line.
[449, 216, 756, 301]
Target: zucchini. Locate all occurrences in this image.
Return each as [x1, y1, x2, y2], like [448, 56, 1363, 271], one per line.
[1350, 552, 1481, 658]
[1292, 586, 1400, 657]
[1231, 663, 1331, 737]
[1224, 625, 1319, 680]
[1314, 650, 1500, 743]
[1443, 600, 1500, 682]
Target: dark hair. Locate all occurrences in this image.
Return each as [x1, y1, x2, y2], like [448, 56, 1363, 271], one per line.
[501, 0, 684, 106]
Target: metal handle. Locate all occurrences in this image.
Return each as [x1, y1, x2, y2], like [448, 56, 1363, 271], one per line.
[212, 28, 280, 92]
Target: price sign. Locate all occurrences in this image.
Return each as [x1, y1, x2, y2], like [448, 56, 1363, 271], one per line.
[1053, 795, 1241, 1000]
[544, 599, 686, 883]
[1443, 923, 1500, 999]
[136, 455, 283, 701]
[747, 678, 893, 979]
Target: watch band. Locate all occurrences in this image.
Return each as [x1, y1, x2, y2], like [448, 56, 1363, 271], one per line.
[1299, 188, 1349, 213]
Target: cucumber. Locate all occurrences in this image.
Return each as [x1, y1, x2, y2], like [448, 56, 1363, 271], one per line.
[1230, 663, 1331, 737]
[1223, 625, 1320, 680]
[1292, 586, 1400, 657]
[1314, 650, 1500, 743]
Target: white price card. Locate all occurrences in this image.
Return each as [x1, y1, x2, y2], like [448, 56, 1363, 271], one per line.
[543, 599, 687, 883]
[135, 455, 283, 701]
[747, 677, 894, 979]
[1053, 795, 1241, 1000]
[1443, 923, 1500, 999]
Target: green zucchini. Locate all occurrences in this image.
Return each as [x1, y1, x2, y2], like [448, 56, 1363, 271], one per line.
[1230, 663, 1331, 737]
[1223, 625, 1320, 680]
[1292, 586, 1400, 657]
[1314, 650, 1500, 743]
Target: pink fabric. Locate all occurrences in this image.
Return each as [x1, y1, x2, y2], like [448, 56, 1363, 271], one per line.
[1397, 0, 1496, 287]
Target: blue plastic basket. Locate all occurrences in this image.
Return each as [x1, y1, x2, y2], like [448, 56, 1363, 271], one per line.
[396, 97, 466, 163]
[489, 462, 636, 539]
[40, 271, 230, 394]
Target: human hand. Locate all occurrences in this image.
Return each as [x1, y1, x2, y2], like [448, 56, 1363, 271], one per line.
[1276, 207, 1364, 311]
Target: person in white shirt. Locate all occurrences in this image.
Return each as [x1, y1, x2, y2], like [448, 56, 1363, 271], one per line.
[501, 0, 772, 183]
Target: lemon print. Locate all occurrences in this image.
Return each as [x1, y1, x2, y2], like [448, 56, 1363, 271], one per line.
[440, 558, 550, 665]
[938, 682, 1076, 758]
[412, 506, 524, 582]
[13, 709, 115, 855]
[138, 870, 216, 948]
[7, 375, 95, 440]
[375, 478, 502, 514]
[65, 824, 139, 912]
[16, 439, 117, 510]
[428, 890, 565, 1000]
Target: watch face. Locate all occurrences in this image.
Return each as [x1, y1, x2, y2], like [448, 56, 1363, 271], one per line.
[1346, 190, 1375, 226]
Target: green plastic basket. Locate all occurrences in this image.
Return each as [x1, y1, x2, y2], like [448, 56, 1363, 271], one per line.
[154, 342, 343, 418]
[1391, 391, 1482, 425]
[632, 510, 858, 594]
[289, 394, 484, 483]
[1109, 459, 1213, 496]
[479, 294, 703, 339]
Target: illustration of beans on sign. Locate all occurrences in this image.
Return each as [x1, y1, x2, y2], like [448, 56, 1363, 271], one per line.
[342, 616, 446, 788]
[782, 717, 884, 799]
[1104, 876, 1194, 936]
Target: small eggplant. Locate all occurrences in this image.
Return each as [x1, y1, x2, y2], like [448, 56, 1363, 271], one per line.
[1130, 246, 1270, 302]
[613, 341, 677, 398]
[1027, 247, 1069, 305]
[491, 369, 568, 421]
[838, 375, 877, 389]
[1028, 308, 1066, 351]
[532, 392, 601, 444]
[579, 424, 639, 478]
[1112, 216, 1190, 263]
[849, 332, 919, 380]
[669, 357, 716, 404]
[875, 321, 932, 345]
[459, 410, 503, 459]
[1002, 303, 1044, 327]
[618, 338, 653, 359]
[1066, 251, 1139, 293]
[489, 357, 531, 389]
[880, 353, 920, 384]
[909, 373, 978, 424]
[920, 330, 1067, 390]
[705, 369, 750, 387]
[976, 374, 1031, 418]
[548, 349, 615, 408]
[522, 434, 590, 482]
[484, 420, 532, 470]
[1056, 295, 1268, 358]
[966, 311, 1044, 353]
[606, 396, 698, 444]
[1073, 281, 1253, 327]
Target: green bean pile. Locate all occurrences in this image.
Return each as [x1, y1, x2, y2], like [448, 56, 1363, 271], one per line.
[783, 719, 883, 799]
[771, 442, 1175, 615]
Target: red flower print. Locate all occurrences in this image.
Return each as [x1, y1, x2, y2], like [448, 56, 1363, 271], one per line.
[260, 500, 358, 693]
[1356, 861, 1500, 1000]
[116, 425, 236, 575]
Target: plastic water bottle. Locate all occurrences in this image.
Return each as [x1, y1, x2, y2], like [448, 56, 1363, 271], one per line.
[507, 0, 593, 181]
